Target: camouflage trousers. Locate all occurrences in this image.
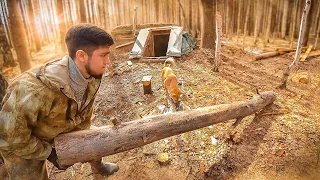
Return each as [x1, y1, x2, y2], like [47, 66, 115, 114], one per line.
[0, 150, 48, 180]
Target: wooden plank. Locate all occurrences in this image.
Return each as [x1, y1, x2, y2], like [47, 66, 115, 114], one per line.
[300, 45, 313, 61]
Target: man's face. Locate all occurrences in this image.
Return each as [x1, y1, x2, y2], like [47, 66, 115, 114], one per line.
[85, 46, 111, 79]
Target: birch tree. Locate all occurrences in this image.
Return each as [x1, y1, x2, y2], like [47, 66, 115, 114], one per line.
[280, 0, 311, 89]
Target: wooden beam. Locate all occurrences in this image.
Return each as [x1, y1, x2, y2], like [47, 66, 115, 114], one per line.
[55, 91, 276, 166]
[300, 45, 313, 61]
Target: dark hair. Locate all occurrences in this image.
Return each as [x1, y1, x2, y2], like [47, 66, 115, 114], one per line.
[65, 23, 114, 59]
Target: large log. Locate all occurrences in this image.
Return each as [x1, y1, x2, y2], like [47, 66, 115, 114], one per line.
[55, 91, 276, 166]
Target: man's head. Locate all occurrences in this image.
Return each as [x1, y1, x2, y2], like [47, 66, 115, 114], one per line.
[65, 24, 114, 79]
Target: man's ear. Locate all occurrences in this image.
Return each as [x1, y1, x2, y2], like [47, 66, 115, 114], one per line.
[75, 50, 87, 63]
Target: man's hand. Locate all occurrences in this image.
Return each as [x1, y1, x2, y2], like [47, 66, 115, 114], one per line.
[47, 148, 68, 170]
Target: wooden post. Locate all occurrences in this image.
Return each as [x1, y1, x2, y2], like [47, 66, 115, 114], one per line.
[55, 91, 276, 166]
[142, 76, 152, 94]
[280, 0, 311, 89]
[214, 12, 222, 72]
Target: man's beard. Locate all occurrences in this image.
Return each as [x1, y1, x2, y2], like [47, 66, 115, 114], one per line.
[85, 57, 103, 79]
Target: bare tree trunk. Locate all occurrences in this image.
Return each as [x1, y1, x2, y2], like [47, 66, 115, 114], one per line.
[154, 0, 159, 23]
[188, 0, 192, 32]
[93, 0, 99, 25]
[191, 0, 197, 36]
[0, 24, 15, 68]
[132, 6, 137, 37]
[79, 0, 86, 23]
[0, 0, 13, 47]
[142, 0, 146, 23]
[196, 0, 201, 37]
[19, 0, 32, 49]
[296, 0, 303, 36]
[27, 0, 41, 51]
[271, 0, 279, 39]
[7, 0, 32, 72]
[231, 0, 235, 35]
[281, 0, 289, 39]
[99, 0, 104, 28]
[315, 22, 320, 49]
[177, 0, 188, 30]
[312, 1, 320, 35]
[199, 0, 216, 49]
[272, 0, 281, 40]
[170, 0, 175, 23]
[314, 1, 320, 49]
[57, 0, 67, 52]
[104, 0, 111, 32]
[264, 0, 273, 46]
[55, 91, 276, 166]
[225, 0, 229, 38]
[290, 0, 299, 48]
[280, 0, 311, 89]
[303, 0, 314, 46]
[120, 0, 125, 24]
[236, 0, 242, 40]
[242, 0, 251, 48]
[214, 12, 222, 72]
[253, 0, 262, 45]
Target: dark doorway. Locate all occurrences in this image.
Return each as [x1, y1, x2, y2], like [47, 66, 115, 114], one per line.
[153, 34, 170, 57]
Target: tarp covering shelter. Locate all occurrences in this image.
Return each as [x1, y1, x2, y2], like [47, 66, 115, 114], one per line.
[129, 26, 196, 59]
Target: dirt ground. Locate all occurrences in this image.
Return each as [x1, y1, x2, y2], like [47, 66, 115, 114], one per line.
[2, 37, 320, 180]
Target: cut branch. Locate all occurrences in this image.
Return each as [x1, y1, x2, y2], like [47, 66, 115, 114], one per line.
[55, 91, 276, 166]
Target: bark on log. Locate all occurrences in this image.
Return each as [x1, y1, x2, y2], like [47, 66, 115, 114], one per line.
[55, 91, 276, 166]
[254, 51, 280, 60]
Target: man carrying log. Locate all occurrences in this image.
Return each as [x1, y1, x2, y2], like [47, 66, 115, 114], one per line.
[0, 24, 118, 179]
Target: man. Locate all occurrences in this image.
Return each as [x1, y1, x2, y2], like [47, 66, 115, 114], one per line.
[0, 24, 118, 179]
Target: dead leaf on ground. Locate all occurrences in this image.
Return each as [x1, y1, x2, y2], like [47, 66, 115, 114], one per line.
[275, 149, 286, 157]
